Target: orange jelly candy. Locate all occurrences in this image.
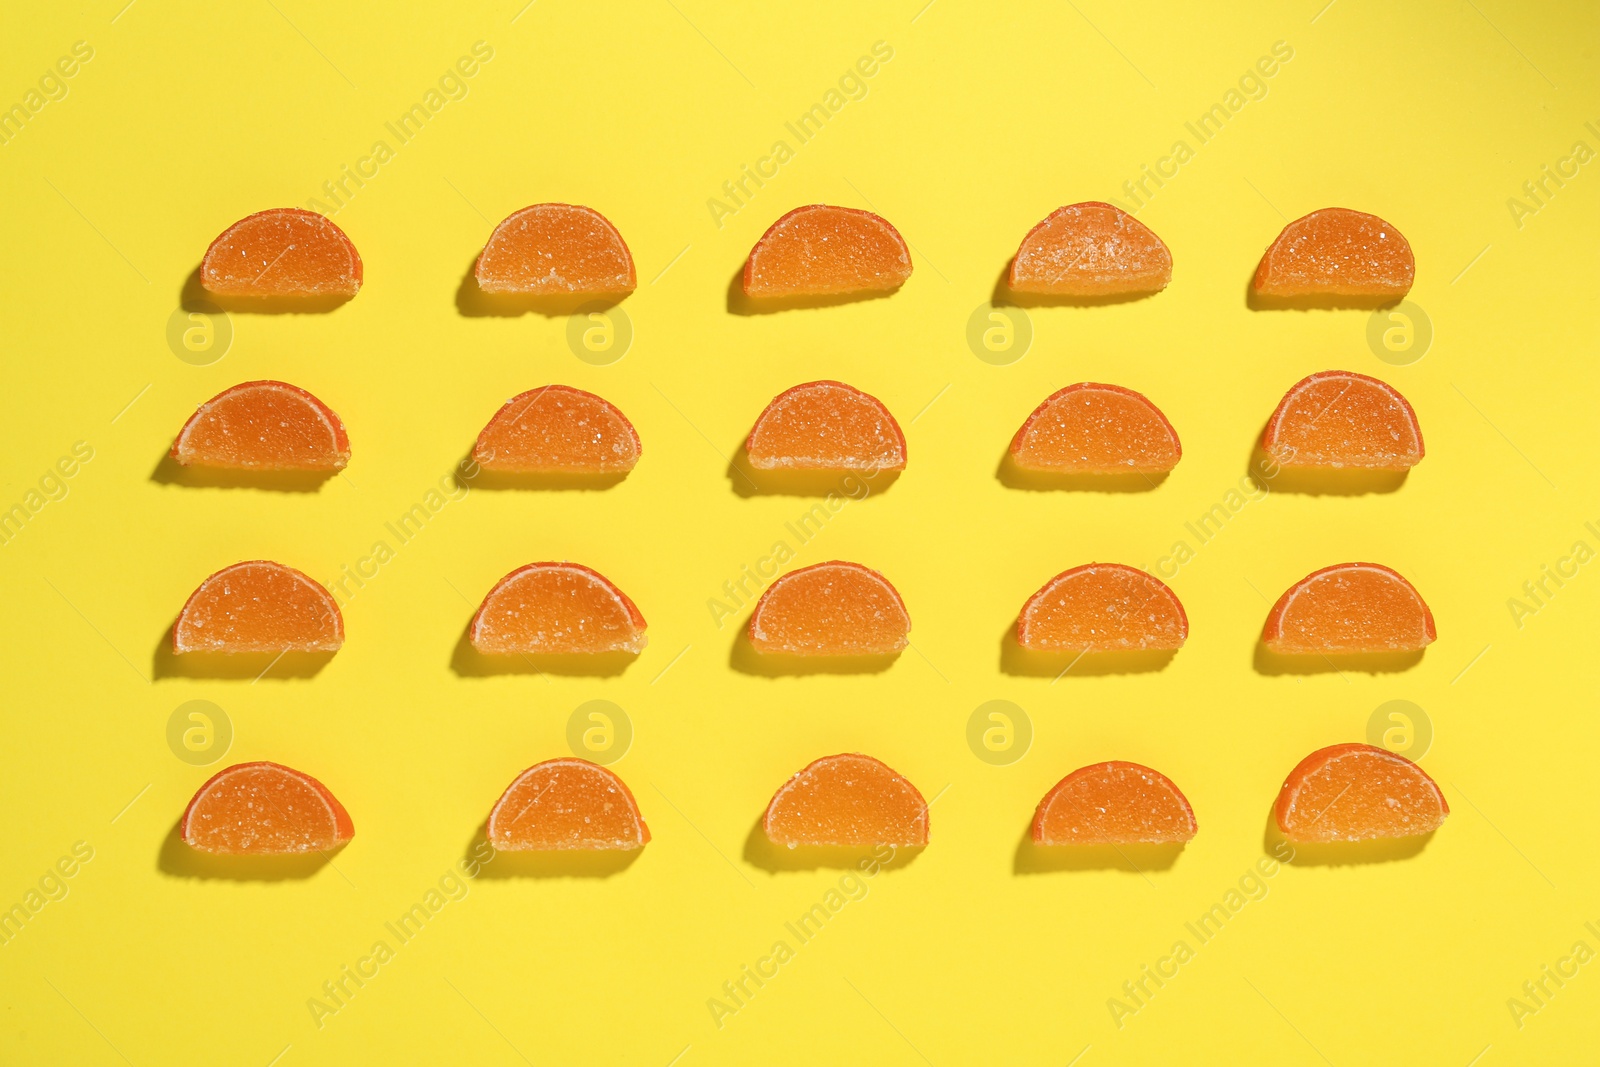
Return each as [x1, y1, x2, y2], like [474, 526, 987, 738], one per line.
[1261, 371, 1423, 470]
[470, 563, 646, 655]
[743, 205, 912, 297]
[487, 758, 650, 851]
[170, 380, 350, 471]
[1263, 563, 1435, 655]
[201, 208, 362, 297]
[1032, 762, 1197, 845]
[748, 561, 909, 656]
[181, 762, 354, 854]
[745, 381, 906, 471]
[1016, 564, 1187, 652]
[1275, 743, 1447, 842]
[174, 561, 343, 653]
[1008, 202, 1172, 295]
[474, 204, 636, 295]
[1009, 383, 1181, 474]
[764, 754, 929, 848]
[473, 385, 641, 473]
[1253, 208, 1414, 297]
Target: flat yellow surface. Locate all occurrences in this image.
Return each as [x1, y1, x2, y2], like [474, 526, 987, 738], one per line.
[2, 2, 1597, 1063]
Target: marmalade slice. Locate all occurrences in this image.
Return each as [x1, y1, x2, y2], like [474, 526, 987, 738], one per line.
[474, 204, 636, 295]
[181, 762, 353, 854]
[1016, 564, 1187, 652]
[1261, 371, 1423, 470]
[747, 561, 909, 655]
[1009, 383, 1181, 474]
[763, 753, 929, 847]
[469, 563, 647, 655]
[1275, 743, 1447, 842]
[1263, 563, 1435, 654]
[1253, 208, 1414, 297]
[1008, 202, 1172, 295]
[201, 208, 362, 296]
[1032, 761, 1197, 845]
[171, 380, 350, 471]
[487, 758, 649, 850]
[745, 381, 906, 471]
[473, 385, 641, 473]
[743, 205, 912, 297]
[173, 561, 343, 653]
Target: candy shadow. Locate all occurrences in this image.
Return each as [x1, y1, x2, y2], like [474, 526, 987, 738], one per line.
[999, 627, 1177, 677]
[729, 630, 900, 677]
[996, 451, 1167, 493]
[150, 453, 337, 493]
[1244, 427, 1407, 497]
[742, 817, 923, 873]
[726, 445, 900, 498]
[1262, 806, 1434, 867]
[157, 819, 336, 881]
[1253, 643, 1425, 676]
[181, 265, 353, 315]
[454, 255, 626, 318]
[463, 822, 641, 879]
[152, 624, 334, 681]
[725, 265, 898, 315]
[450, 624, 637, 678]
[990, 259, 1162, 308]
[453, 447, 629, 492]
[1012, 821, 1185, 875]
[1243, 270, 1402, 312]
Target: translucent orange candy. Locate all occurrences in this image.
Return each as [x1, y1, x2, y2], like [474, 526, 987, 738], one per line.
[1008, 202, 1172, 295]
[1009, 383, 1181, 474]
[1263, 563, 1434, 654]
[181, 762, 353, 854]
[470, 563, 646, 655]
[1016, 564, 1187, 652]
[473, 385, 641, 473]
[1262, 371, 1423, 470]
[1253, 208, 1414, 297]
[201, 208, 362, 297]
[745, 381, 906, 471]
[170, 380, 350, 471]
[743, 205, 912, 297]
[1032, 762, 1197, 845]
[748, 561, 909, 656]
[173, 561, 343, 654]
[487, 758, 649, 851]
[474, 204, 636, 295]
[763, 754, 929, 848]
[1275, 743, 1447, 842]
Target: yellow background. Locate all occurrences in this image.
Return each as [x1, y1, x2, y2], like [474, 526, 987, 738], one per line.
[2, 1, 1597, 1063]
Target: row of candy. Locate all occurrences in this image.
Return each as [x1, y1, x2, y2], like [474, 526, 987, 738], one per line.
[197, 201, 1415, 304]
[168, 556, 1435, 662]
[179, 746, 1447, 859]
[168, 371, 1425, 479]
